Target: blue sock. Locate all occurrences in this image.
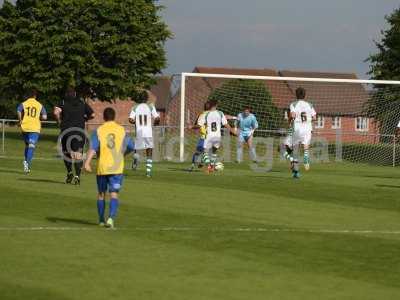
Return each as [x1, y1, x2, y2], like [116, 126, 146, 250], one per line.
[97, 200, 105, 223]
[192, 152, 199, 164]
[304, 150, 310, 164]
[24, 147, 28, 161]
[26, 147, 35, 164]
[109, 198, 119, 219]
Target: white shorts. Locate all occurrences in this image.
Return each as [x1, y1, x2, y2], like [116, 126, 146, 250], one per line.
[285, 130, 312, 147]
[204, 136, 221, 150]
[135, 137, 154, 150]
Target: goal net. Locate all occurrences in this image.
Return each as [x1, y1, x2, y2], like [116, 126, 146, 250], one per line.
[164, 72, 400, 167]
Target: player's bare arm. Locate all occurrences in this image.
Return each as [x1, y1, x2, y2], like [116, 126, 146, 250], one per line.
[53, 107, 62, 124]
[85, 112, 95, 121]
[17, 111, 22, 126]
[153, 116, 161, 126]
[224, 123, 237, 136]
[84, 149, 96, 173]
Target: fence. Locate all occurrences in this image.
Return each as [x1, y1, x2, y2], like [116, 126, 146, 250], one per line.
[1, 119, 399, 166]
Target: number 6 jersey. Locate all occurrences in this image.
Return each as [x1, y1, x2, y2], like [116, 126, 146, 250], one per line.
[289, 100, 316, 133]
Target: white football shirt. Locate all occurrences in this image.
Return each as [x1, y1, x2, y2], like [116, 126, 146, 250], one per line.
[290, 100, 316, 132]
[129, 103, 159, 138]
[197, 110, 227, 138]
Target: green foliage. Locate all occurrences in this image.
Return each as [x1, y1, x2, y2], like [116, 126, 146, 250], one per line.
[366, 6, 400, 135]
[0, 0, 171, 115]
[208, 79, 282, 131]
[0, 98, 18, 119]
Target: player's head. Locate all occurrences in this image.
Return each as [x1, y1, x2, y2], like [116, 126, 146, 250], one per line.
[208, 99, 218, 110]
[103, 107, 116, 122]
[135, 89, 148, 104]
[204, 101, 211, 111]
[65, 86, 77, 99]
[27, 89, 38, 99]
[243, 106, 251, 116]
[296, 87, 306, 99]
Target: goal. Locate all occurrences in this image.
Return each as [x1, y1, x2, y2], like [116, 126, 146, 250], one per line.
[165, 71, 400, 166]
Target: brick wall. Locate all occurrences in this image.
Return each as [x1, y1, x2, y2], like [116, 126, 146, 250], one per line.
[86, 99, 134, 131]
[314, 116, 379, 144]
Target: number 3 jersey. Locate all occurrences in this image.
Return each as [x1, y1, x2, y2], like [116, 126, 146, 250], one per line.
[197, 110, 228, 139]
[129, 103, 159, 139]
[91, 121, 134, 175]
[289, 100, 316, 133]
[17, 98, 47, 133]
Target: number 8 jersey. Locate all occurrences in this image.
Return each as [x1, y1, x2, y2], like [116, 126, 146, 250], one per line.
[289, 100, 316, 133]
[91, 121, 133, 175]
[197, 110, 228, 138]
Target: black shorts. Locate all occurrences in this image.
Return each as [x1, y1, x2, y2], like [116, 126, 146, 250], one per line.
[61, 130, 86, 153]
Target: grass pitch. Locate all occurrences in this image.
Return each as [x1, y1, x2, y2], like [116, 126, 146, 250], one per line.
[1, 139, 400, 299]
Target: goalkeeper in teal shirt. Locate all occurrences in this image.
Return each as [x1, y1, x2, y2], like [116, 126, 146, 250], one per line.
[236, 106, 258, 163]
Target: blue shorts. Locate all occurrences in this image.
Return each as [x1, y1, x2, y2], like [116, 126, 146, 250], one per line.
[96, 175, 124, 193]
[239, 134, 251, 143]
[23, 132, 40, 146]
[196, 138, 205, 152]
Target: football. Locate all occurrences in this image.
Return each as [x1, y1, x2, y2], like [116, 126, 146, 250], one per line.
[214, 162, 224, 171]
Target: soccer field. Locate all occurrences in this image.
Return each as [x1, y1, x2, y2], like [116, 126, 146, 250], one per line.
[1, 152, 400, 299]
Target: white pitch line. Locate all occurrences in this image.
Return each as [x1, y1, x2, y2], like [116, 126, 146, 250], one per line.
[0, 226, 400, 235]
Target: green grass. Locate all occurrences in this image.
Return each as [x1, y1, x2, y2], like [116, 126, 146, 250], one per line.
[1, 140, 400, 299]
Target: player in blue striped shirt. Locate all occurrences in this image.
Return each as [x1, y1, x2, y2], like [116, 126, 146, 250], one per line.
[236, 106, 258, 163]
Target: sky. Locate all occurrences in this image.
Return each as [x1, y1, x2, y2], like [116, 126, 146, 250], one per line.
[1, 0, 398, 78]
[159, 0, 399, 78]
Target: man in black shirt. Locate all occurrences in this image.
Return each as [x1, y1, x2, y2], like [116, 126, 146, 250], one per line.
[54, 87, 95, 184]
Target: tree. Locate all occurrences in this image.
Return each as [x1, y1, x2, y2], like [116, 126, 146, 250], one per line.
[208, 79, 282, 132]
[366, 6, 400, 136]
[0, 0, 171, 115]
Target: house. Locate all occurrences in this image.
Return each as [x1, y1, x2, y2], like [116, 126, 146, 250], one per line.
[87, 76, 172, 130]
[279, 70, 378, 143]
[166, 66, 378, 144]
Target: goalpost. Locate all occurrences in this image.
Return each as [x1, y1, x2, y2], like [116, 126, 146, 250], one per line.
[171, 72, 400, 166]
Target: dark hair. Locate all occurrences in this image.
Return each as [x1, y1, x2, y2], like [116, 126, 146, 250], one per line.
[204, 101, 211, 111]
[135, 90, 149, 104]
[243, 106, 251, 111]
[28, 89, 38, 98]
[208, 99, 218, 108]
[296, 87, 306, 99]
[65, 86, 76, 98]
[103, 107, 116, 121]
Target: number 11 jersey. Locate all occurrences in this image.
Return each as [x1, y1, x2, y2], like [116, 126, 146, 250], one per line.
[129, 103, 159, 139]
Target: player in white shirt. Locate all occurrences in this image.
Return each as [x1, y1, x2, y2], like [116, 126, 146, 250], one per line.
[284, 87, 316, 178]
[128, 98, 160, 177]
[197, 99, 236, 172]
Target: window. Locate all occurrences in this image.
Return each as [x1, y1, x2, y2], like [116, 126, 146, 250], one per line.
[355, 117, 369, 132]
[284, 110, 289, 120]
[331, 116, 341, 129]
[315, 116, 324, 129]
